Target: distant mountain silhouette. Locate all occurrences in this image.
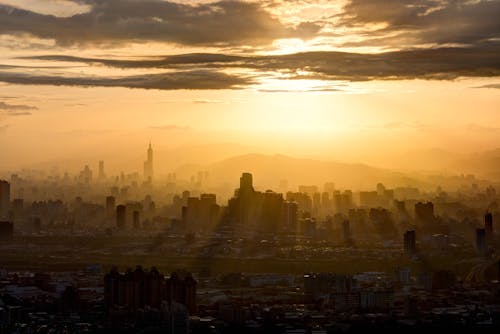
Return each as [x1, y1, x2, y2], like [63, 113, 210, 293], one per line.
[389, 148, 500, 181]
[175, 153, 421, 190]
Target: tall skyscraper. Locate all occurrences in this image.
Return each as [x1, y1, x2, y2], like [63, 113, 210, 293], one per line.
[485, 212, 493, 238]
[283, 201, 298, 233]
[238, 173, 254, 228]
[476, 228, 487, 256]
[98, 160, 106, 180]
[404, 230, 416, 255]
[415, 202, 434, 224]
[106, 196, 116, 218]
[143, 142, 154, 182]
[239, 172, 254, 194]
[0, 221, 14, 240]
[116, 205, 126, 229]
[0, 180, 10, 220]
[343, 220, 353, 246]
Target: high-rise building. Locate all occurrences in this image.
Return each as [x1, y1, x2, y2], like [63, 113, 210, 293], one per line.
[98, 160, 106, 180]
[0, 180, 10, 219]
[79, 165, 93, 184]
[133, 210, 140, 229]
[283, 201, 298, 233]
[143, 142, 154, 182]
[0, 221, 13, 240]
[106, 196, 116, 218]
[404, 230, 416, 255]
[104, 267, 197, 314]
[476, 228, 487, 256]
[485, 212, 493, 238]
[116, 205, 126, 229]
[415, 202, 434, 224]
[239, 173, 254, 194]
[343, 220, 353, 246]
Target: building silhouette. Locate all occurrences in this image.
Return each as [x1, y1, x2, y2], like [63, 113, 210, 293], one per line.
[143, 142, 154, 183]
[343, 220, 353, 246]
[404, 230, 416, 255]
[79, 165, 92, 184]
[104, 267, 197, 314]
[415, 202, 435, 225]
[0, 180, 10, 219]
[485, 212, 493, 239]
[116, 205, 126, 229]
[476, 228, 487, 256]
[283, 201, 298, 233]
[98, 160, 106, 180]
[0, 221, 13, 240]
[106, 196, 116, 218]
[133, 210, 140, 229]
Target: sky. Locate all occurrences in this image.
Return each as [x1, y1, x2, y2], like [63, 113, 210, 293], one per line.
[0, 0, 499, 173]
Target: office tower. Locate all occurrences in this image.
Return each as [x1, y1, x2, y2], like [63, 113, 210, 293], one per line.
[312, 192, 321, 214]
[143, 142, 154, 182]
[485, 212, 493, 238]
[321, 192, 330, 211]
[343, 220, 352, 246]
[239, 173, 254, 194]
[0, 221, 13, 240]
[0, 180, 10, 219]
[199, 194, 217, 229]
[133, 210, 140, 229]
[377, 183, 386, 196]
[342, 190, 353, 212]
[105, 267, 197, 314]
[260, 190, 284, 233]
[283, 201, 298, 233]
[394, 200, 406, 212]
[106, 196, 116, 218]
[185, 197, 200, 230]
[404, 230, 416, 255]
[238, 173, 254, 228]
[98, 160, 106, 180]
[415, 202, 435, 224]
[476, 228, 487, 256]
[79, 165, 93, 184]
[116, 205, 126, 229]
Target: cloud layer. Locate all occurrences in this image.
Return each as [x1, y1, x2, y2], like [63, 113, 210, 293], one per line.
[0, 0, 297, 46]
[341, 0, 500, 46]
[0, 0, 499, 91]
[3, 43, 498, 91]
[0, 70, 252, 90]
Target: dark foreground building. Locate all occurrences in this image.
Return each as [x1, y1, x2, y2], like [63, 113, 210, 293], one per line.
[104, 266, 197, 314]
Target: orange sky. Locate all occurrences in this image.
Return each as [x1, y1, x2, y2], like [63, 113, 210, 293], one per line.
[0, 0, 499, 172]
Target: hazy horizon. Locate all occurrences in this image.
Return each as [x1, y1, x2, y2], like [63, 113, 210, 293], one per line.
[1, 0, 499, 178]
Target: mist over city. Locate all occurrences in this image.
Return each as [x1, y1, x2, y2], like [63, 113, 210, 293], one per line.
[1, 0, 500, 333]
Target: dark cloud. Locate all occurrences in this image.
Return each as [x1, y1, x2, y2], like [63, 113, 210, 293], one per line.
[475, 83, 500, 89]
[0, 70, 253, 90]
[341, 0, 500, 46]
[22, 43, 500, 83]
[0, 0, 294, 46]
[0, 101, 38, 111]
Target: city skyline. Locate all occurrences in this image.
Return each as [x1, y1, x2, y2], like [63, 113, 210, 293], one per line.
[1, 2, 500, 332]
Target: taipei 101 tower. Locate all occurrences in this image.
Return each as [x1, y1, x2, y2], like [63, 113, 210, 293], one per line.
[143, 142, 153, 183]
